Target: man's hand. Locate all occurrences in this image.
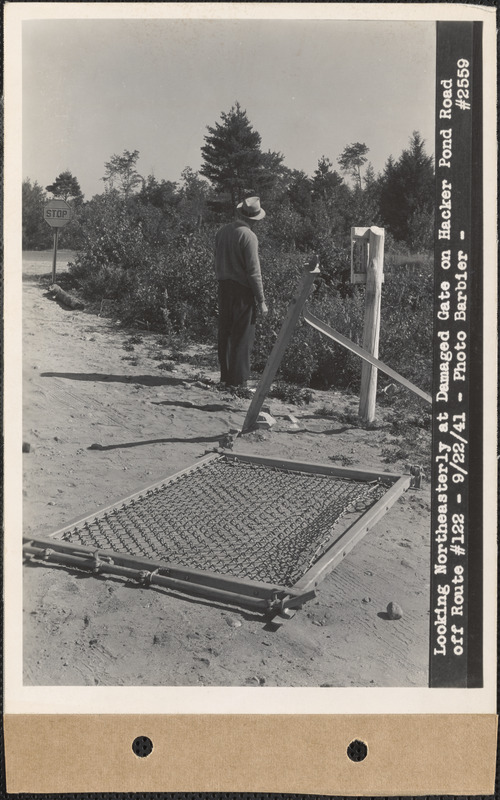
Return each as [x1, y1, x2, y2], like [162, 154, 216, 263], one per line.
[258, 301, 269, 315]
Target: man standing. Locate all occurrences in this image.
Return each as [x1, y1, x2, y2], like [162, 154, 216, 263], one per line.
[214, 196, 268, 388]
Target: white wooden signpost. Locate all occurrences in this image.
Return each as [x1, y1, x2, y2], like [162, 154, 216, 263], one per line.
[43, 199, 73, 283]
[351, 226, 385, 423]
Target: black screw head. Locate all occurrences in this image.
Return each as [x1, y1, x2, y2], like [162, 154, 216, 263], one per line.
[347, 739, 368, 762]
[132, 736, 153, 758]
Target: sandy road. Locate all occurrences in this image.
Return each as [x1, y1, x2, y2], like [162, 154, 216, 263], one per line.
[21, 252, 430, 687]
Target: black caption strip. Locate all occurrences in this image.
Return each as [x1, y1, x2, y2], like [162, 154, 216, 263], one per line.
[430, 21, 483, 688]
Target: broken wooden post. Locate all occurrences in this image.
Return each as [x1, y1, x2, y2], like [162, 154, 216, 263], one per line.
[351, 226, 385, 423]
[242, 254, 320, 433]
[49, 284, 85, 310]
[303, 310, 431, 404]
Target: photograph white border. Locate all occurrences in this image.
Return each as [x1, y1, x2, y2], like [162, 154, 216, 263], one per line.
[4, 1, 497, 716]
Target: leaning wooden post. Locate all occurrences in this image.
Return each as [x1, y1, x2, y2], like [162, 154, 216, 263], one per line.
[357, 226, 385, 423]
[242, 254, 320, 433]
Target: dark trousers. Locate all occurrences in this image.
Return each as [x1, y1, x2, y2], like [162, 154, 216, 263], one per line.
[217, 280, 256, 386]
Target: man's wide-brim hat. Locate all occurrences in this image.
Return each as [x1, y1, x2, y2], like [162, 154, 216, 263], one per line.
[237, 196, 266, 220]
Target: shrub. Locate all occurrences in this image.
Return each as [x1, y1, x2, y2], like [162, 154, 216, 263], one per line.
[379, 258, 433, 392]
[160, 228, 218, 336]
[68, 193, 151, 298]
[69, 194, 218, 335]
[268, 381, 313, 405]
[253, 250, 318, 383]
[69, 191, 432, 401]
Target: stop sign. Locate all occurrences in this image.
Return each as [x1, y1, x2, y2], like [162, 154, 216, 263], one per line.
[44, 199, 73, 227]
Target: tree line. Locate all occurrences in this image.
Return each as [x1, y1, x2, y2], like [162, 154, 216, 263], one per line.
[23, 101, 434, 253]
[22, 103, 434, 394]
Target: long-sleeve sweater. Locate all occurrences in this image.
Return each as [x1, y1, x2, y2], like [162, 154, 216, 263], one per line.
[214, 220, 265, 305]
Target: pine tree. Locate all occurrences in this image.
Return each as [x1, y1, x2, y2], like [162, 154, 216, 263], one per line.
[347, 162, 382, 228]
[312, 156, 344, 202]
[46, 170, 84, 204]
[200, 102, 282, 211]
[337, 143, 369, 190]
[379, 132, 434, 247]
[255, 150, 288, 204]
[287, 170, 313, 215]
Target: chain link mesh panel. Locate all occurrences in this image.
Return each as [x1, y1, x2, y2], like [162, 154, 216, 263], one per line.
[56, 456, 386, 586]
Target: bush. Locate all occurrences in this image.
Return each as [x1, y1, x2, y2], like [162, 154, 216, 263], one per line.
[253, 251, 318, 383]
[22, 179, 53, 250]
[379, 257, 433, 392]
[69, 194, 218, 335]
[252, 246, 432, 393]
[69, 193, 151, 298]
[69, 191, 432, 397]
[159, 228, 218, 336]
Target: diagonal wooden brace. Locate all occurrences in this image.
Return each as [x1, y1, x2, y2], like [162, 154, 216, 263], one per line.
[242, 255, 320, 433]
[303, 310, 432, 404]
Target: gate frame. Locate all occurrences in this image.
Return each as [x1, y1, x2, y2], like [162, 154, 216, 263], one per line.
[23, 452, 412, 617]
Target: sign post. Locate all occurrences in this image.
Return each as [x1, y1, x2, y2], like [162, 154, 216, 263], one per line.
[351, 226, 385, 423]
[51, 229, 59, 285]
[43, 199, 73, 283]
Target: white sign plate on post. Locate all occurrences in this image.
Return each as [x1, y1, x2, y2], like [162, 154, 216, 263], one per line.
[44, 199, 73, 227]
[350, 226, 370, 284]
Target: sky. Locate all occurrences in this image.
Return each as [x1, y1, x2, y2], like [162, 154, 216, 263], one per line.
[22, 18, 436, 199]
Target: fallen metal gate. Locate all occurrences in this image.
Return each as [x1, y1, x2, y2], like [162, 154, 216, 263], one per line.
[23, 452, 412, 617]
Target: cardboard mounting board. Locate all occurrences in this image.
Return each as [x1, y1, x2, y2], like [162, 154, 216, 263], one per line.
[4, 2, 497, 795]
[3, 714, 498, 794]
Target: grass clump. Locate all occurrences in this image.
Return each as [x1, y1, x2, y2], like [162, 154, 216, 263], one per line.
[268, 381, 314, 405]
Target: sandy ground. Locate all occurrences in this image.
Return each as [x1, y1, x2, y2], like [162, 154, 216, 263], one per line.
[22, 251, 431, 687]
